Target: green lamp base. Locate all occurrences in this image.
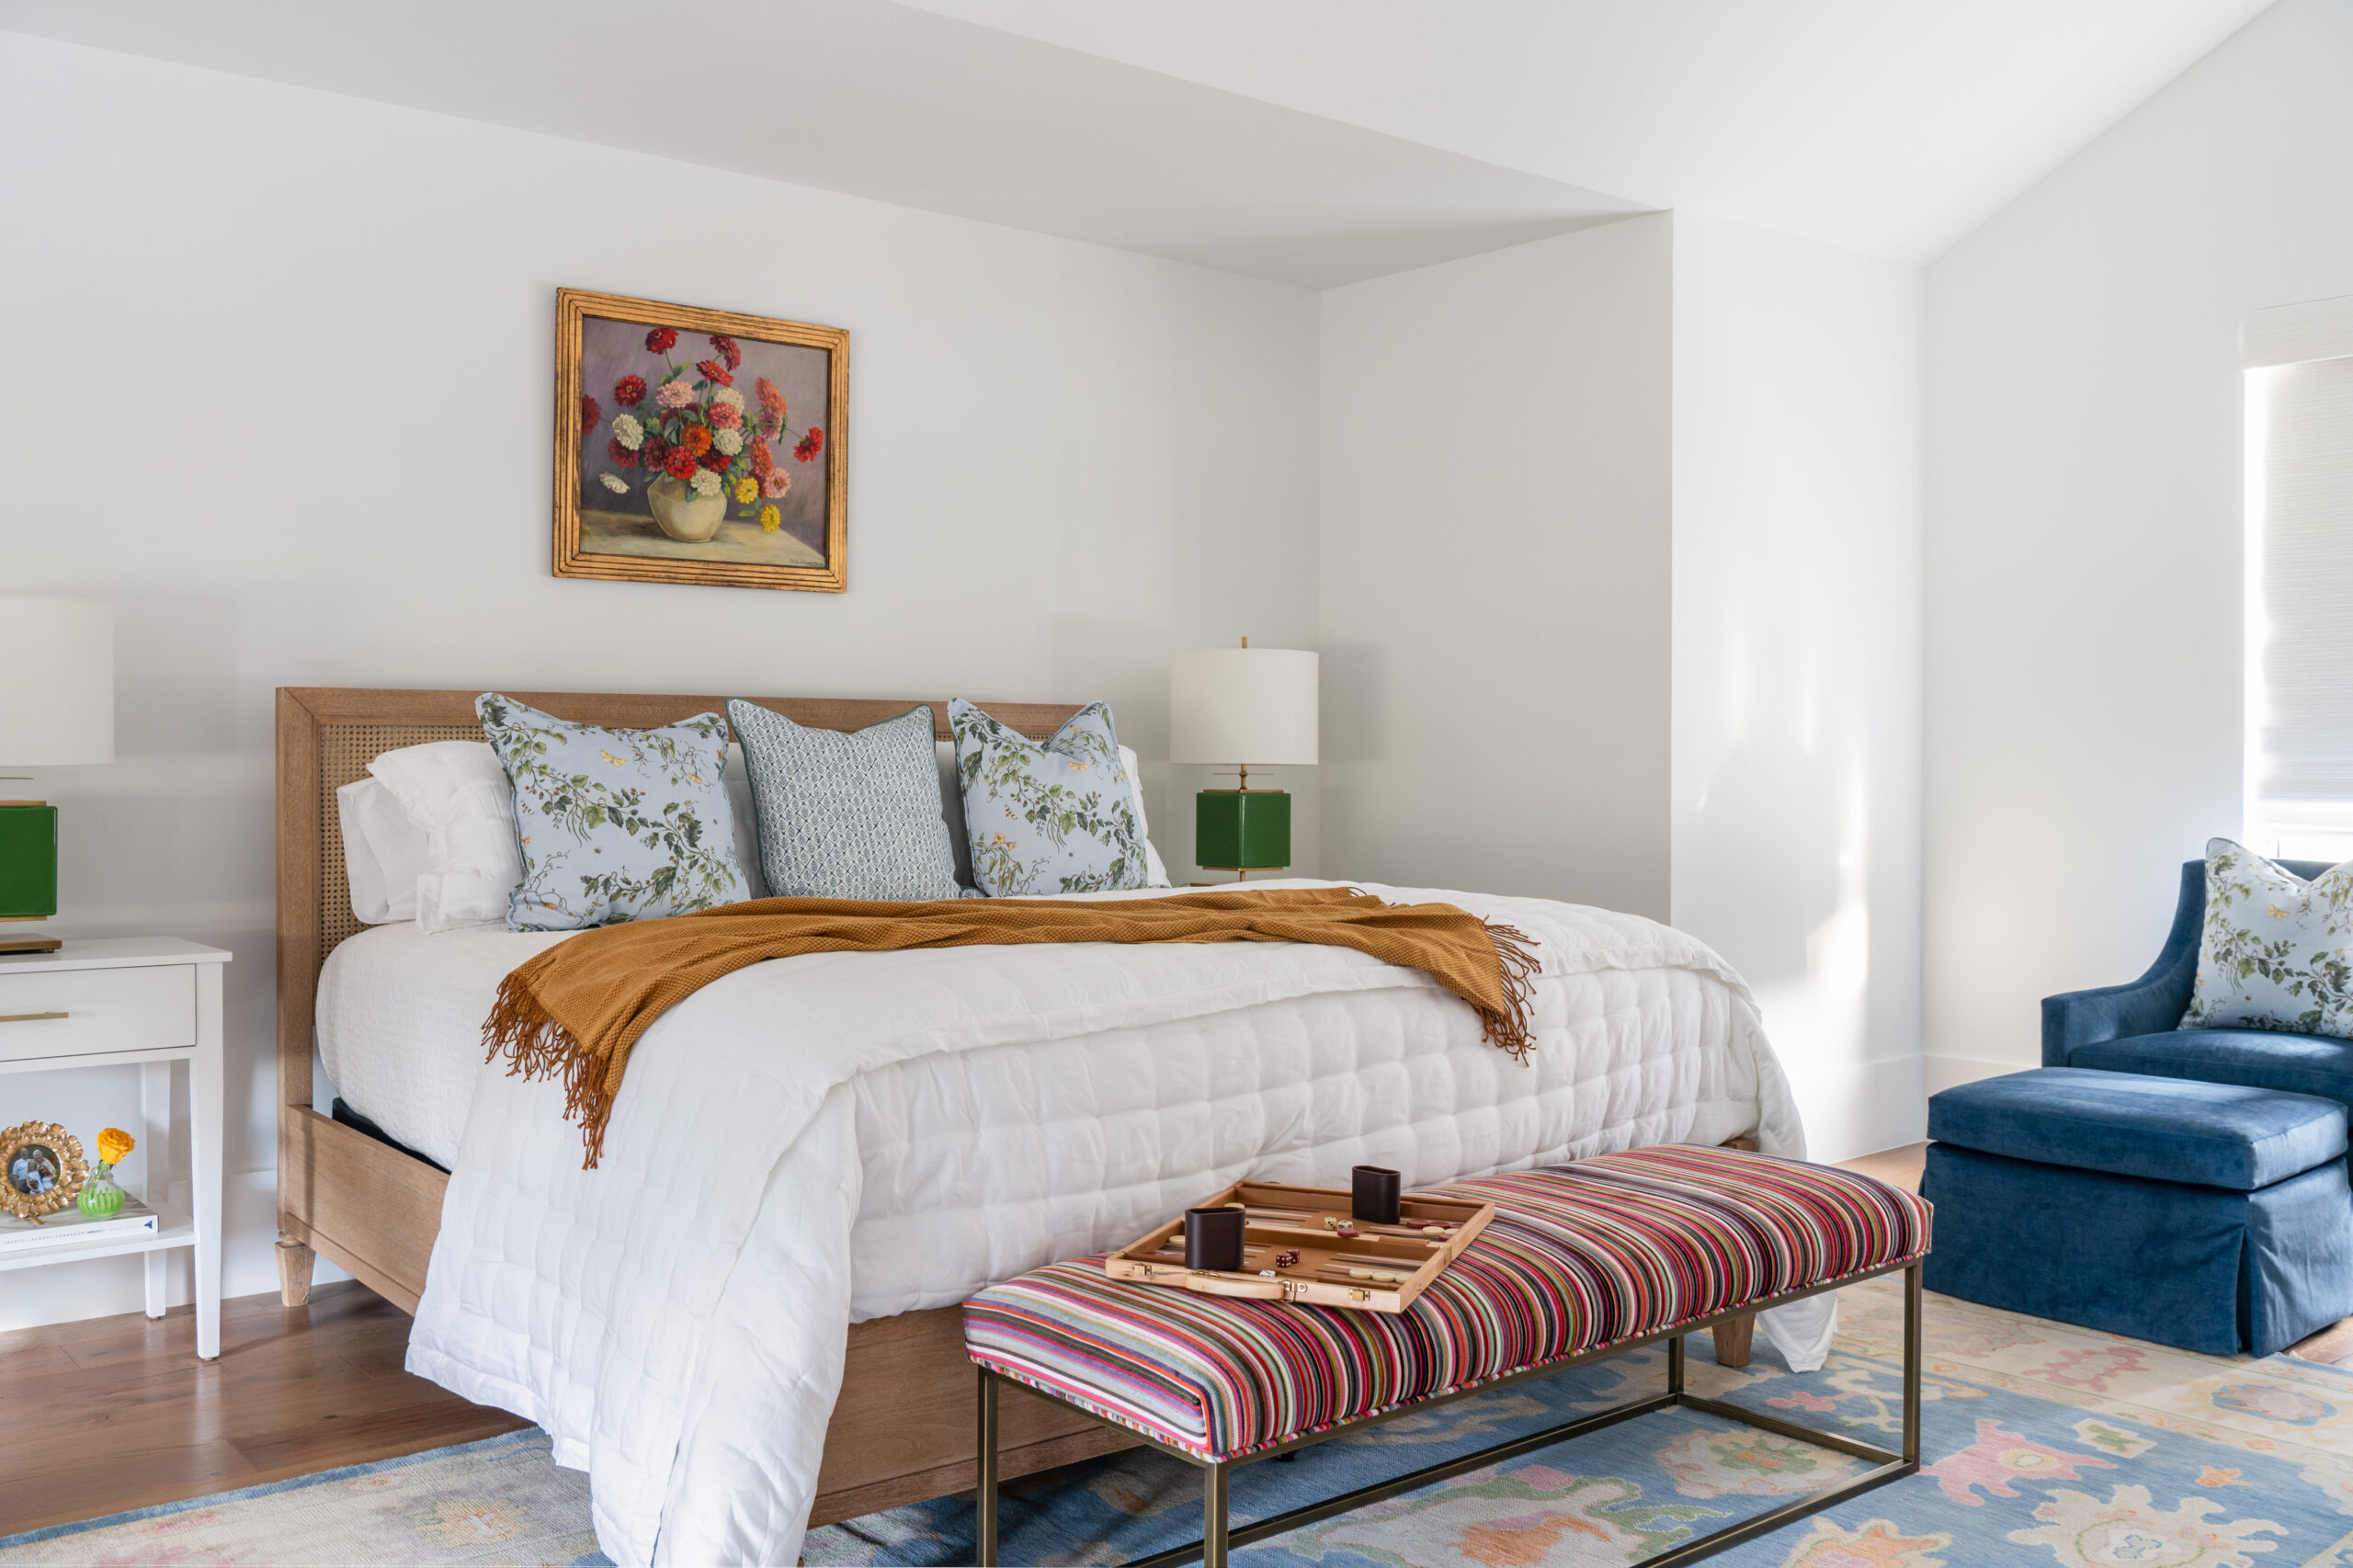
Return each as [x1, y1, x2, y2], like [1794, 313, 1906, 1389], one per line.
[0, 803, 61, 947]
[1196, 789, 1290, 876]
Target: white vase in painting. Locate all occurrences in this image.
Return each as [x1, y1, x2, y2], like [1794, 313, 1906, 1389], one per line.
[645, 475, 726, 543]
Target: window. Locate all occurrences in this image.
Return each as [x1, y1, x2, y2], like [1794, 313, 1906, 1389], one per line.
[2245, 294, 2353, 861]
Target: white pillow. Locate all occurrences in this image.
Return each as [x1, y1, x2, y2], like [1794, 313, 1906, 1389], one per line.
[934, 740, 973, 886]
[931, 739, 1169, 890]
[367, 741, 526, 934]
[1122, 745, 1174, 890]
[723, 743, 769, 900]
[335, 778, 429, 925]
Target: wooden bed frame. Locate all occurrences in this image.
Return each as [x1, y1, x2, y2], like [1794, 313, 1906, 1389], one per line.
[276, 684, 1756, 1526]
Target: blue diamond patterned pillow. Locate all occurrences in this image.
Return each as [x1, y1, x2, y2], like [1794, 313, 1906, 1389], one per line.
[949, 699, 1152, 897]
[728, 699, 959, 901]
[476, 693, 749, 931]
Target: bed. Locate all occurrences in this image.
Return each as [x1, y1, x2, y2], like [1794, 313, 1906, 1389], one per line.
[276, 686, 1811, 1567]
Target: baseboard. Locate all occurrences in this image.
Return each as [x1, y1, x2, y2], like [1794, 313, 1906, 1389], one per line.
[1786, 1053, 1927, 1164]
[1922, 1053, 2031, 1096]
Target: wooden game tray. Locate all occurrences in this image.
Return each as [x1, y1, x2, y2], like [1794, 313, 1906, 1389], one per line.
[1104, 1179, 1495, 1313]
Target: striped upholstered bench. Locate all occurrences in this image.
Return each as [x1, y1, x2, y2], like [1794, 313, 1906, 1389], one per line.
[964, 1145, 1932, 1568]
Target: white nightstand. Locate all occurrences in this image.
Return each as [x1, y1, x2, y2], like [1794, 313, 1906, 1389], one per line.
[0, 938, 229, 1359]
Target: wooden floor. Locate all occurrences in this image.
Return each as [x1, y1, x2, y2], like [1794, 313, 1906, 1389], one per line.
[1835, 1140, 1927, 1194]
[0, 1280, 528, 1538]
[4, 1139, 2341, 1540]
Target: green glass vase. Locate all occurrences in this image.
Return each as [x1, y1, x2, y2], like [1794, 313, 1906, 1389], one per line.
[77, 1167, 124, 1219]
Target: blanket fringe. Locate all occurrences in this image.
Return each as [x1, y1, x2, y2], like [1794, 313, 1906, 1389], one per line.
[1481, 921, 1541, 1062]
[483, 971, 615, 1169]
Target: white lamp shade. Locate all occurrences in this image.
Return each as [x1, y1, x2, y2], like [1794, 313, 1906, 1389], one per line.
[1169, 647, 1318, 766]
[0, 597, 114, 766]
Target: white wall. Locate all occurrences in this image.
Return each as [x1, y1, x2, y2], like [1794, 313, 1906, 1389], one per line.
[1317, 210, 1927, 1160]
[1924, 0, 2353, 1087]
[0, 33, 1321, 1330]
[1318, 216, 1676, 917]
[1671, 212, 1925, 1161]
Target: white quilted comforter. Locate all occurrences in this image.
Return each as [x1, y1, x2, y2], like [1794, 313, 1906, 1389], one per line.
[390, 881, 1811, 1566]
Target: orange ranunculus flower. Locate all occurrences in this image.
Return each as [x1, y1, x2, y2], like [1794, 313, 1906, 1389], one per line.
[678, 425, 713, 458]
[97, 1127, 134, 1166]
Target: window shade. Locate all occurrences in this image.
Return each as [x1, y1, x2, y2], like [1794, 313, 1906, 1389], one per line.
[2249, 347, 2353, 857]
[2246, 293, 2353, 369]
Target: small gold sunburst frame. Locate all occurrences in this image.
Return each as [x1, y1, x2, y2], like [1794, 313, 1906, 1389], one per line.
[0, 1121, 86, 1221]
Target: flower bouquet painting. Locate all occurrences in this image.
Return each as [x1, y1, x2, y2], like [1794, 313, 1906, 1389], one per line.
[553, 289, 847, 593]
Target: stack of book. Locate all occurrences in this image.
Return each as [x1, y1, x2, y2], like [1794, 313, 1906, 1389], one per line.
[0, 1197, 160, 1251]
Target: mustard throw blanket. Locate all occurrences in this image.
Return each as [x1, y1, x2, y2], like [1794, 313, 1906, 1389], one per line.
[484, 886, 1540, 1165]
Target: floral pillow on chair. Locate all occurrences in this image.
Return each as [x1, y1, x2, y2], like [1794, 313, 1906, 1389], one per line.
[949, 699, 1154, 897]
[2183, 838, 2353, 1040]
[476, 692, 749, 931]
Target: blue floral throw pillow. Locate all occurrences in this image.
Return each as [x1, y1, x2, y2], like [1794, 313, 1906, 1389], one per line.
[949, 699, 1152, 897]
[476, 693, 748, 931]
[2183, 838, 2353, 1040]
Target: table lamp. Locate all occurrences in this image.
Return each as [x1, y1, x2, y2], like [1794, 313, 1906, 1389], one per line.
[0, 597, 114, 954]
[1169, 638, 1317, 880]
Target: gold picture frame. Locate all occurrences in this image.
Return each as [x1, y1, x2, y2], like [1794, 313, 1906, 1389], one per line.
[552, 288, 848, 594]
[1, 1121, 86, 1221]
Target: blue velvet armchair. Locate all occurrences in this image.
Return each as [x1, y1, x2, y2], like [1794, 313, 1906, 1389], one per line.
[2043, 858, 2353, 1107]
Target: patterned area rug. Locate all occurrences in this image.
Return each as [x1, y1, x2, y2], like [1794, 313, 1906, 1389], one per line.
[0, 1432, 608, 1567]
[11, 1276, 2353, 1566]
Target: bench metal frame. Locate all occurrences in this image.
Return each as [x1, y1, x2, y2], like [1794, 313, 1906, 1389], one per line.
[976, 1258, 1922, 1568]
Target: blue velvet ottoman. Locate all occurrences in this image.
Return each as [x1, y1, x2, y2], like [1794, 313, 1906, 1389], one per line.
[1923, 1067, 2353, 1355]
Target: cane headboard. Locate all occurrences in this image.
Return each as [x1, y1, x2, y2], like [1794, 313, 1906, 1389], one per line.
[273, 687, 1084, 1129]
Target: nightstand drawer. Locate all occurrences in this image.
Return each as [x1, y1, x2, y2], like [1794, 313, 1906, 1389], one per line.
[0, 966, 198, 1062]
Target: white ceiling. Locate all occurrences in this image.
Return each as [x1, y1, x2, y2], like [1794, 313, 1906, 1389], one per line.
[0, 0, 1640, 288]
[0, 0, 2273, 283]
[901, 0, 2278, 262]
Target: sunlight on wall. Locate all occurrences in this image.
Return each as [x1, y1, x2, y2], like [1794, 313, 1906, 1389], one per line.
[1670, 211, 1923, 1164]
[1741, 753, 1874, 1155]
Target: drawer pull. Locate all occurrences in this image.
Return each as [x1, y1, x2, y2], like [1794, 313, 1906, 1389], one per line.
[0, 1011, 67, 1023]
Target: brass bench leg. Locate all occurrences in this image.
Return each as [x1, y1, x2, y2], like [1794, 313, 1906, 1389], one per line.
[1202, 1460, 1229, 1568]
[1903, 1262, 1923, 1463]
[977, 1369, 1000, 1566]
[1711, 1310, 1755, 1367]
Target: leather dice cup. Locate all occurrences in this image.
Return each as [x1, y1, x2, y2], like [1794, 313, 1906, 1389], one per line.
[1185, 1205, 1245, 1271]
[1352, 1165, 1402, 1225]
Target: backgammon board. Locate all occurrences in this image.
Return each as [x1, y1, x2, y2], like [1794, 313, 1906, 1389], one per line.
[1103, 1179, 1495, 1313]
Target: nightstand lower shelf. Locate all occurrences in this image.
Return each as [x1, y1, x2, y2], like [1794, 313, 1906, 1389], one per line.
[0, 1206, 196, 1271]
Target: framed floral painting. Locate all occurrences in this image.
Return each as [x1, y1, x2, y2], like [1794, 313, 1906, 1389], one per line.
[552, 288, 847, 593]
